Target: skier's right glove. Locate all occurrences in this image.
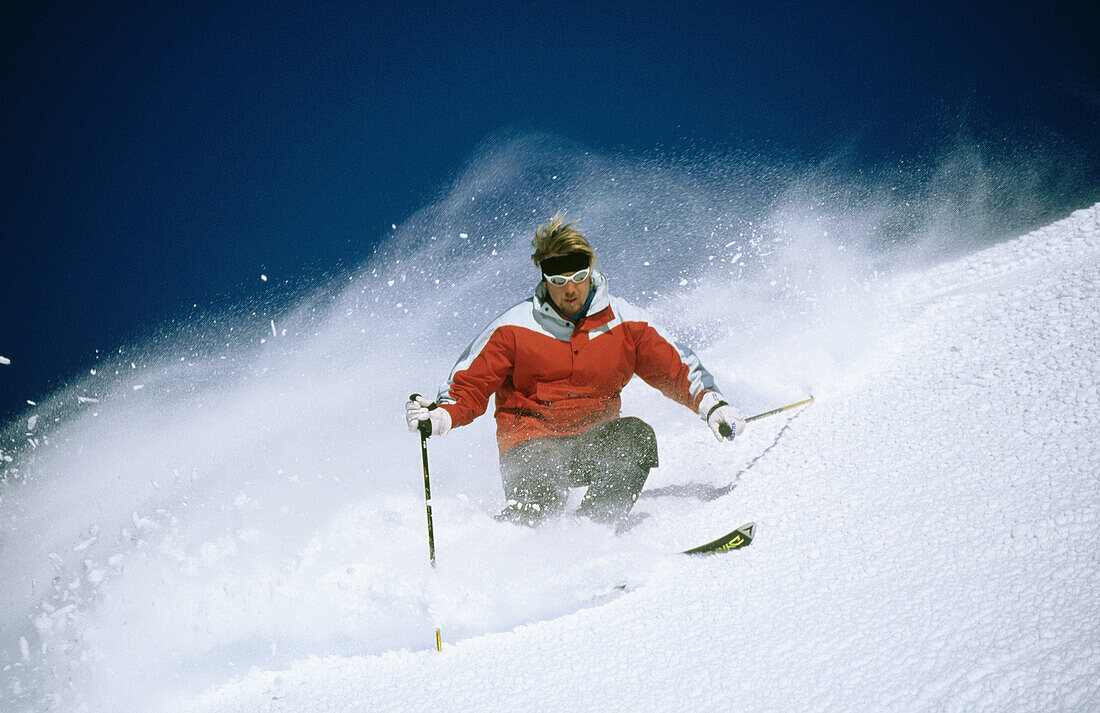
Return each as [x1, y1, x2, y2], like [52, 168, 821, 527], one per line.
[698, 391, 745, 442]
[406, 394, 452, 437]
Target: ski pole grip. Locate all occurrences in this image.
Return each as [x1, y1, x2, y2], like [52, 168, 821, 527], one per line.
[409, 393, 437, 438]
[706, 399, 733, 439]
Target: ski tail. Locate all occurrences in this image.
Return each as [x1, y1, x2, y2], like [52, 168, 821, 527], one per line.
[682, 522, 756, 555]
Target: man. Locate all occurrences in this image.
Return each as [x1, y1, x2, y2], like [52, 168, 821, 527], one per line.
[406, 214, 745, 530]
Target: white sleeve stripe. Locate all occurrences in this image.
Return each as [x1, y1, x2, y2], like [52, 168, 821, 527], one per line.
[436, 318, 503, 405]
[610, 296, 717, 401]
[643, 319, 717, 399]
[435, 299, 538, 405]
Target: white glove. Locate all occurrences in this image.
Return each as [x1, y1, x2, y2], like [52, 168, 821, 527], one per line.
[698, 391, 745, 442]
[405, 394, 452, 437]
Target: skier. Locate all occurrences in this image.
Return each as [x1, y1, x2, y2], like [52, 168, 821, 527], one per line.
[406, 214, 745, 530]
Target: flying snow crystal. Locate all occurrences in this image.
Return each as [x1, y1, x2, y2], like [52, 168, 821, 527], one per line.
[271, 320, 278, 338]
[460, 233, 469, 238]
[27, 415, 38, 431]
[0, 355, 10, 365]
[261, 274, 268, 282]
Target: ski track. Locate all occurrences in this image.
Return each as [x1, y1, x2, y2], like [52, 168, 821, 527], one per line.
[2, 205, 1098, 713]
[182, 206, 1100, 713]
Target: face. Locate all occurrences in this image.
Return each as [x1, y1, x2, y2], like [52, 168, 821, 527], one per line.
[545, 270, 592, 314]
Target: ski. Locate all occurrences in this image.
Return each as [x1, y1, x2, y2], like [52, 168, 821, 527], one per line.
[682, 521, 755, 555]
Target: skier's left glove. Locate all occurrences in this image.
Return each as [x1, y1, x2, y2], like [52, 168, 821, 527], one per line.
[406, 394, 452, 437]
[698, 391, 745, 442]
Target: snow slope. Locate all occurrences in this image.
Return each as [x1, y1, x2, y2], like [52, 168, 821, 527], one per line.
[3, 200, 1098, 712]
[192, 204, 1098, 712]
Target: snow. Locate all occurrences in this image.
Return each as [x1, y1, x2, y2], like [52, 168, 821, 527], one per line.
[1, 200, 1098, 712]
[192, 205, 1100, 713]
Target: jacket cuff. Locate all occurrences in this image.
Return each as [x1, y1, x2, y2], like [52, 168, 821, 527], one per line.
[697, 391, 723, 419]
[438, 402, 464, 428]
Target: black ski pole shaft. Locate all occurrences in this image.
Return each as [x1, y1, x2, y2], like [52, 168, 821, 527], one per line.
[410, 394, 437, 566]
[419, 426, 437, 567]
[410, 394, 443, 652]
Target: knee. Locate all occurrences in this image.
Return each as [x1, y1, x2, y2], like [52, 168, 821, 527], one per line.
[608, 417, 658, 467]
[618, 416, 656, 446]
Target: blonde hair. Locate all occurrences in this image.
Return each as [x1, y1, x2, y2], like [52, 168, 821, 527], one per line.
[530, 213, 596, 269]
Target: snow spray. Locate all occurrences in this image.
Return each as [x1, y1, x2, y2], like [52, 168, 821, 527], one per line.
[0, 130, 1072, 711]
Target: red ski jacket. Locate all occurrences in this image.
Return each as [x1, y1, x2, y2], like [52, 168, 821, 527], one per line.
[436, 271, 720, 454]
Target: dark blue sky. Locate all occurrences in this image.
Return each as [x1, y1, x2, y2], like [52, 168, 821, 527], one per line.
[1, 1, 1097, 426]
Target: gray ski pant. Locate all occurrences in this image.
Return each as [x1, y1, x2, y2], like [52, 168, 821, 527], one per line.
[498, 416, 658, 524]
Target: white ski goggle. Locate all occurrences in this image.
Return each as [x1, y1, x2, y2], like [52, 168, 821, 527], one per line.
[543, 267, 591, 286]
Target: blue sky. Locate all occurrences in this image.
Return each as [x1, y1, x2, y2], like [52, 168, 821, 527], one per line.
[1, 1, 1097, 425]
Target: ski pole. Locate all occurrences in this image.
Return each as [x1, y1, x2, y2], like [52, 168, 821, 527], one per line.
[746, 396, 815, 423]
[719, 396, 815, 437]
[410, 393, 442, 651]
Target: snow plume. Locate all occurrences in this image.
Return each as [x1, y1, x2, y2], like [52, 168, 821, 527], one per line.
[0, 132, 1093, 711]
